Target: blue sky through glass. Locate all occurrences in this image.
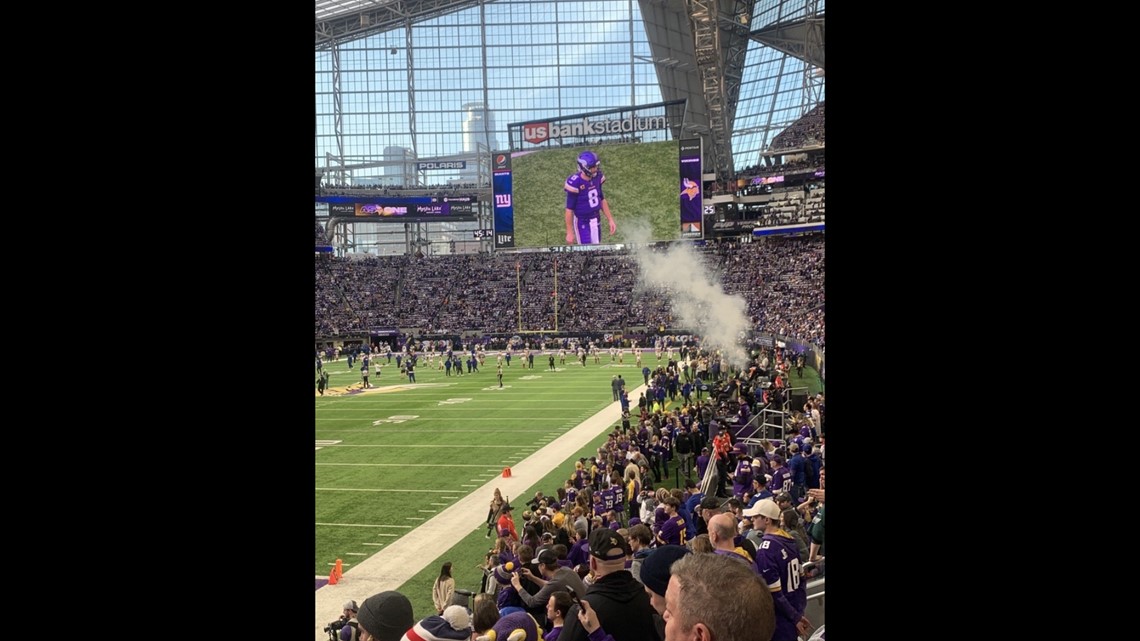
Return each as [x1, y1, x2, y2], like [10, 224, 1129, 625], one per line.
[316, 0, 823, 180]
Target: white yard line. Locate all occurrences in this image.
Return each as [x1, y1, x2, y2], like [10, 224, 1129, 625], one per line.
[315, 523, 414, 528]
[322, 444, 524, 448]
[316, 463, 502, 467]
[316, 488, 465, 493]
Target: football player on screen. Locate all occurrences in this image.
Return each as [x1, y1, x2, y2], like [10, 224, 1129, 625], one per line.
[564, 150, 616, 244]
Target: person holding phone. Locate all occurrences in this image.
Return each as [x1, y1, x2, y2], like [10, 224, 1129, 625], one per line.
[558, 529, 660, 641]
[572, 599, 615, 641]
[511, 548, 587, 611]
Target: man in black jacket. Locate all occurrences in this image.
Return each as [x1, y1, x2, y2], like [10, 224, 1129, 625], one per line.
[674, 428, 694, 479]
[559, 528, 661, 641]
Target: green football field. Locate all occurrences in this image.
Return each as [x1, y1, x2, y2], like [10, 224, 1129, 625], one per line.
[314, 352, 822, 620]
[315, 355, 640, 615]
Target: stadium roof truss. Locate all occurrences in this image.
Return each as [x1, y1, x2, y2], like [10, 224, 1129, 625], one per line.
[316, 0, 481, 49]
[315, 0, 823, 180]
[640, 0, 766, 180]
[748, 13, 824, 69]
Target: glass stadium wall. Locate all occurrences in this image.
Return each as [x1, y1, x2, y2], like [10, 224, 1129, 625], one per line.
[729, 0, 826, 175]
[316, 0, 664, 258]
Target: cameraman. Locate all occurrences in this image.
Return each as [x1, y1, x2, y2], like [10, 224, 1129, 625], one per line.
[332, 600, 361, 641]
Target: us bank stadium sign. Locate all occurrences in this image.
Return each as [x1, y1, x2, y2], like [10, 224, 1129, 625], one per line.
[523, 116, 667, 144]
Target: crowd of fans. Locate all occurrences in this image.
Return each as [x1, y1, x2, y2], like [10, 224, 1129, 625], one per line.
[705, 156, 824, 197]
[323, 345, 827, 641]
[768, 102, 825, 151]
[315, 236, 824, 350]
[735, 156, 824, 180]
[319, 182, 488, 197]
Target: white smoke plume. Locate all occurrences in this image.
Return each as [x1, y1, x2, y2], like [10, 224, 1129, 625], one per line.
[620, 221, 751, 368]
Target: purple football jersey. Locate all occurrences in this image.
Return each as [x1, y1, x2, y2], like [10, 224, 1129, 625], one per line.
[771, 465, 792, 495]
[565, 171, 607, 244]
[601, 486, 617, 512]
[565, 172, 606, 219]
[754, 531, 807, 641]
[657, 515, 687, 546]
[733, 460, 755, 498]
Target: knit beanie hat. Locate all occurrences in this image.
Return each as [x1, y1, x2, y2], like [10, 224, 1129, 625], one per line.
[640, 545, 691, 597]
[358, 591, 415, 641]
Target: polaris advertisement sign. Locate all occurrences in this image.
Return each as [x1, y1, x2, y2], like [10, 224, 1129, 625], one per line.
[416, 161, 466, 170]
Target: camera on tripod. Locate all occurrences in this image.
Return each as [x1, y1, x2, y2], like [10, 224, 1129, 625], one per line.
[323, 616, 350, 641]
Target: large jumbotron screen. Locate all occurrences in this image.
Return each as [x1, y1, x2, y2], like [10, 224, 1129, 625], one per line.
[494, 101, 690, 249]
[510, 141, 680, 248]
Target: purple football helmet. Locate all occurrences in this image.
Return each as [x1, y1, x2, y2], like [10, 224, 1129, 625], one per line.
[577, 150, 599, 178]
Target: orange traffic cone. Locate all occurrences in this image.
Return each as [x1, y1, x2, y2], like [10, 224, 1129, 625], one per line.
[328, 569, 339, 585]
[502, 467, 511, 478]
[334, 558, 344, 579]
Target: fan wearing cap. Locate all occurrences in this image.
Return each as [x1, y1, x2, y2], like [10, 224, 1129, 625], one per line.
[769, 454, 791, 497]
[730, 444, 754, 499]
[711, 428, 732, 498]
[511, 547, 588, 613]
[497, 504, 519, 542]
[402, 606, 472, 641]
[357, 591, 415, 641]
[559, 528, 661, 641]
[694, 495, 720, 537]
[338, 600, 362, 641]
[744, 472, 773, 509]
[743, 499, 807, 641]
[787, 444, 807, 504]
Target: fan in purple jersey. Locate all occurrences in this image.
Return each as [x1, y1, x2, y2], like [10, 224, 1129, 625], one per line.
[600, 485, 617, 513]
[731, 448, 755, 499]
[747, 474, 774, 508]
[563, 150, 616, 245]
[591, 494, 605, 518]
[744, 499, 808, 641]
[769, 455, 792, 496]
[655, 496, 687, 546]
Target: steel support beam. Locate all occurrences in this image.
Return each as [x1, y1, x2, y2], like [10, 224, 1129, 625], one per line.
[316, 0, 481, 49]
[331, 44, 346, 185]
[686, 0, 734, 180]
